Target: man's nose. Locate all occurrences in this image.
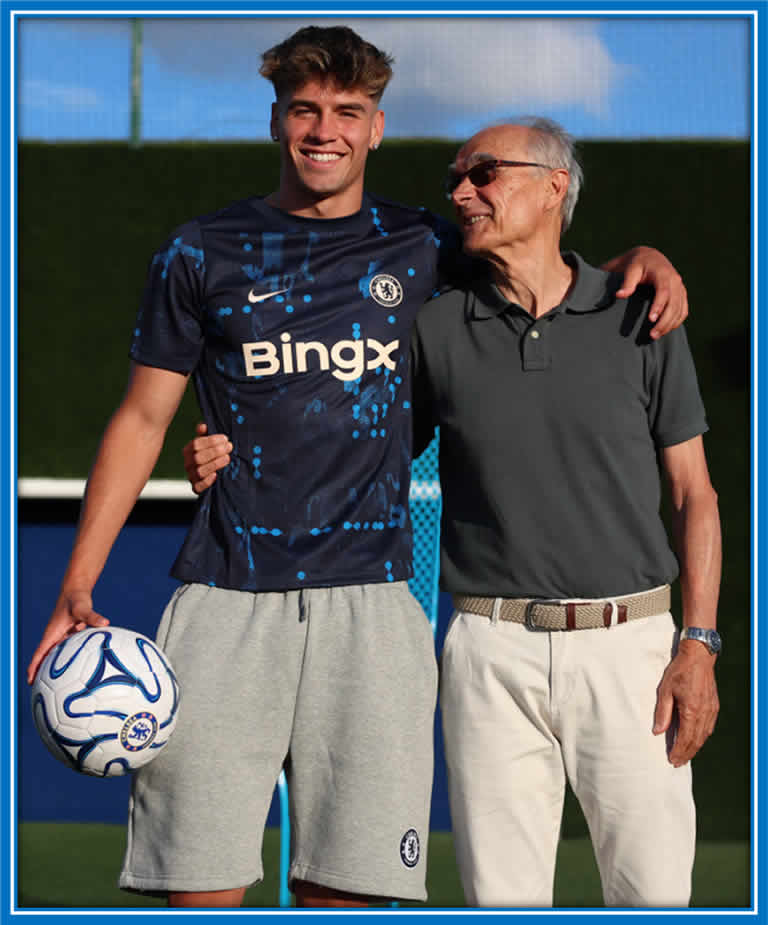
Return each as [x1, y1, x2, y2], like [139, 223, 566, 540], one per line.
[308, 111, 337, 141]
[451, 174, 475, 205]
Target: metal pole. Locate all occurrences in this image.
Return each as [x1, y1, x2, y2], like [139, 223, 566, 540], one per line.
[130, 19, 143, 147]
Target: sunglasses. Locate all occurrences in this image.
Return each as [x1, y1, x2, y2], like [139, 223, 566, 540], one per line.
[444, 159, 552, 199]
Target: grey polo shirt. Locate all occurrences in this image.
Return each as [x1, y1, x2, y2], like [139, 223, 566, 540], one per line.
[411, 252, 708, 599]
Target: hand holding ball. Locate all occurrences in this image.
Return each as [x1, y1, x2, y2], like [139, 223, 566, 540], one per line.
[31, 627, 180, 777]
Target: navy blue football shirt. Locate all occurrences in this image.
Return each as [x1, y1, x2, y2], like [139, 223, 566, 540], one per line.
[130, 194, 460, 591]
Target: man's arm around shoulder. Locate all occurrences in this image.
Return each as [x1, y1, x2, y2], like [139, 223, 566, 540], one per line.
[600, 245, 688, 338]
[26, 363, 189, 683]
[654, 435, 722, 766]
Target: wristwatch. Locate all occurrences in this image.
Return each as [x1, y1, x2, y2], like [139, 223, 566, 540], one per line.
[680, 627, 722, 655]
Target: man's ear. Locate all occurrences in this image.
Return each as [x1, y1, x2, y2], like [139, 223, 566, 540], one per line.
[544, 167, 569, 221]
[548, 168, 569, 208]
[370, 108, 385, 150]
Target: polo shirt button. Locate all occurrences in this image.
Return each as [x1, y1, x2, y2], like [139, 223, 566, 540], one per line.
[530, 330, 541, 340]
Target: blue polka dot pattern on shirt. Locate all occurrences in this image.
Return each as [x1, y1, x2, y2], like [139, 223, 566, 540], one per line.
[132, 193, 459, 592]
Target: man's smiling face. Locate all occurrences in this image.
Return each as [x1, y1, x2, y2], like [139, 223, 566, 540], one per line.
[271, 78, 384, 218]
[448, 125, 562, 259]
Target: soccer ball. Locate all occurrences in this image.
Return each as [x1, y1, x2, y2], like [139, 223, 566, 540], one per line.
[31, 626, 180, 778]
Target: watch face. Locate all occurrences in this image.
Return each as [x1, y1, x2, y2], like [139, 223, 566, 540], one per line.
[683, 628, 722, 654]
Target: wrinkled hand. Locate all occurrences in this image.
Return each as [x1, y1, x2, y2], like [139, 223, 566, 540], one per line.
[653, 641, 719, 766]
[27, 589, 109, 684]
[602, 245, 689, 339]
[183, 422, 232, 494]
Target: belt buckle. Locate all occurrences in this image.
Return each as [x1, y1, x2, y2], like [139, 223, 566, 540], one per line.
[524, 598, 563, 631]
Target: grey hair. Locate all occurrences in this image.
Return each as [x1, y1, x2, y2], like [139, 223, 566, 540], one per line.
[515, 116, 583, 235]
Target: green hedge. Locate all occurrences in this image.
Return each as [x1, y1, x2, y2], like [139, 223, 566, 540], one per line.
[18, 141, 751, 839]
[18, 140, 748, 480]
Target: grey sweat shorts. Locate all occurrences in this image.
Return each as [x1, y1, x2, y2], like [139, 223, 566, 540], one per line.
[119, 581, 438, 901]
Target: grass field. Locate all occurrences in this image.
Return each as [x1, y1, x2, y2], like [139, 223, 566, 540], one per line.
[18, 823, 751, 909]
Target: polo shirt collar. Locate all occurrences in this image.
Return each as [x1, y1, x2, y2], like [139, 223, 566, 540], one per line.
[560, 252, 620, 314]
[469, 251, 619, 320]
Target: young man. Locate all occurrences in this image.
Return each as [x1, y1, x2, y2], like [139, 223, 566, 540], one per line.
[29, 27, 689, 909]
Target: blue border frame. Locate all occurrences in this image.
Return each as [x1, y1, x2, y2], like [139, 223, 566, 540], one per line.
[754, 3, 765, 920]
[2, 0, 15, 920]
[3, 3, 763, 922]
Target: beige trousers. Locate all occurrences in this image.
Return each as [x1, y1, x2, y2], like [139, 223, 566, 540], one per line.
[440, 606, 695, 908]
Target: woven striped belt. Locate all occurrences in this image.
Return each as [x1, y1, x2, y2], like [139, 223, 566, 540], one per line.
[452, 585, 671, 631]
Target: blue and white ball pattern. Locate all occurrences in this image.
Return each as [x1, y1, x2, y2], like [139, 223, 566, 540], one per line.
[31, 626, 180, 777]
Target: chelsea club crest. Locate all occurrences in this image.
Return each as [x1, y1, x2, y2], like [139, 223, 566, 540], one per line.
[369, 273, 403, 308]
[120, 711, 159, 752]
[400, 828, 420, 868]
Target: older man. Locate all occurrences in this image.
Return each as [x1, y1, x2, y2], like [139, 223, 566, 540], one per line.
[409, 118, 721, 907]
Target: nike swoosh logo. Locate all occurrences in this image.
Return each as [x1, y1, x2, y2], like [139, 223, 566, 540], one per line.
[248, 287, 289, 304]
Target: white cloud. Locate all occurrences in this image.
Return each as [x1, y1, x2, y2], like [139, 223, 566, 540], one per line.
[369, 19, 622, 134]
[373, 20, 617, 105]
[142, 17, 622, 136]
[17, 16, 748, 140]
[21, 77, 103, 110]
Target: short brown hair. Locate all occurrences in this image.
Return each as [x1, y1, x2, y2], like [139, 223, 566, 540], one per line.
[260, 26, 394, 102]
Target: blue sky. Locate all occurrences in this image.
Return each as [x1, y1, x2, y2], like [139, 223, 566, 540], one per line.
[16, 13, 751, 142]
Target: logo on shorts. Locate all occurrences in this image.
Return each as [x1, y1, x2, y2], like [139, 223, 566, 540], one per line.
[399, 829, 420, 868]
[120, 711, 158, 751]
[369, 274, 403, 308]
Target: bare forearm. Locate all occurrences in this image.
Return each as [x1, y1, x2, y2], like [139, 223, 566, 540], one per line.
[655, 492, 721, 763]
[656, 438, 720, 763]
[671, 488, 722, 631]
[60, 403, 169, 593]
[59, 362, 190, 595]
[26, 365, 188, 683]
